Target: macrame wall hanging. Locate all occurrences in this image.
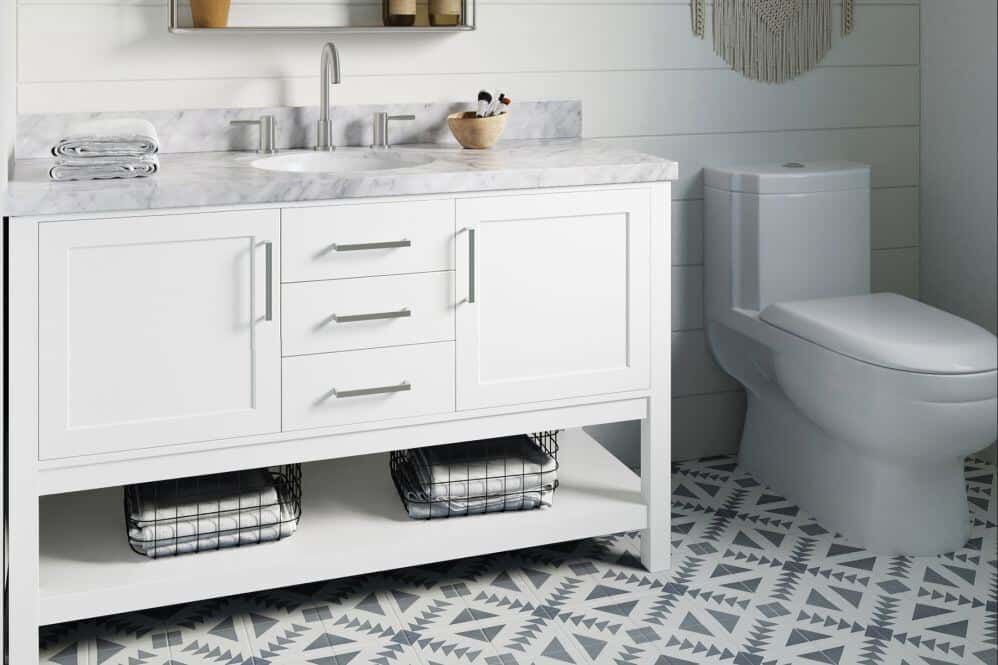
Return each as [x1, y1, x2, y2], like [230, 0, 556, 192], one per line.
[692, 0, 856, 83]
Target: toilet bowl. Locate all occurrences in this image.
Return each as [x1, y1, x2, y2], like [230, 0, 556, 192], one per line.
[705, 162, 998, 555]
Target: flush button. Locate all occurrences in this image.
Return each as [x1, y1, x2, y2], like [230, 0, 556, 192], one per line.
[783, 162, 805, 168]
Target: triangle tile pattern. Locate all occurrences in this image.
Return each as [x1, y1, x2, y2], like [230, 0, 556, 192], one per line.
[39, 456, 996, 665]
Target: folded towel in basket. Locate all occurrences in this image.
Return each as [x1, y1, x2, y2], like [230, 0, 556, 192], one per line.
[49, 155, 159, 181]
[127, 467, 296, 558]
[131, 503, 298, 559]
[51, 118, 160, 158]
[402, 461, 552, 518]
[403, 434, 557, 518]
[129, 503, 285, 544]
[128, 468, 279, 527]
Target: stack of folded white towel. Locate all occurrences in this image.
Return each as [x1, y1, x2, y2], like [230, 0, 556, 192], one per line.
[127, 468, 297, 559]
[50, 118, 160, 182]
[400, 434, 558, 519]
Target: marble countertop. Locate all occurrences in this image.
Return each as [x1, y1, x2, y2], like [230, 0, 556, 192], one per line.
[3, 139, 678, 218]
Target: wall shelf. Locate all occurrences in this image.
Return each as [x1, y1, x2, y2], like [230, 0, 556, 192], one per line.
[169, 26, 475, 34]
[169, 0, 476, 33]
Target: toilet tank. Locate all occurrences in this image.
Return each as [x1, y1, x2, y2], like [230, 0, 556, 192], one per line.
[704, 161, 871, 316]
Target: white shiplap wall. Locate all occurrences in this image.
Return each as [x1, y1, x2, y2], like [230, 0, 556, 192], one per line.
[1, 0, 14, 190]
[12, 0, 920, 461]
[920, 0, 995, 465]
[920, 1, 996, 335]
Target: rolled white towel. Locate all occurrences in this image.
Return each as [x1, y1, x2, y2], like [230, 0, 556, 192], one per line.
[51, 118, 160, 158]
[49, 155, 159, 181]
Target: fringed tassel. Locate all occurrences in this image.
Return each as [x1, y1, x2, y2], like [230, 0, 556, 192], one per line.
[842, 0, 855, 35]
[692, 0, 707, 38]
[713, 0, 832, 83]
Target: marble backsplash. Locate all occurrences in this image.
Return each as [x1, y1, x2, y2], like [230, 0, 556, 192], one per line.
[16, 100, 581, 159]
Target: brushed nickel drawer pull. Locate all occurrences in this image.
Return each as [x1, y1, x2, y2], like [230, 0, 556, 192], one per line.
[332, 239, 411, 252]
[332, 308, 411, 323]
[333, 381, 411, 398]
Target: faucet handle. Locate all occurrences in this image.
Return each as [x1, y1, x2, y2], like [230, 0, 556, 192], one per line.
[230, 115, 278, 154]
[372, 112, 415, 149]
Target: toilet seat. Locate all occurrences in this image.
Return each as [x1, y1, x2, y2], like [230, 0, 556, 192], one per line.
[761, 293, 998, 375]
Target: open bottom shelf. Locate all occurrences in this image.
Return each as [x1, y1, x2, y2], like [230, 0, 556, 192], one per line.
[39, 428, 646, 625]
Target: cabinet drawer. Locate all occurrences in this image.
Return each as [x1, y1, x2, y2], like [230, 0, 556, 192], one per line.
[282, 272, 455, 356]
[283, 342, 455, 431]
[282, 199, 455, 282]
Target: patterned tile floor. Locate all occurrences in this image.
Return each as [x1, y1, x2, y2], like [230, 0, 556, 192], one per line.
[41, 455, 997, 665]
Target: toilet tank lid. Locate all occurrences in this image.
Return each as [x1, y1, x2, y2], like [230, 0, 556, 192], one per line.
[705, 161, 871, 194]
[761, 293, 998, 374]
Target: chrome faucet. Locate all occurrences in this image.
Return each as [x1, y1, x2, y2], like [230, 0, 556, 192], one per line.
[315, 42, 342, 152]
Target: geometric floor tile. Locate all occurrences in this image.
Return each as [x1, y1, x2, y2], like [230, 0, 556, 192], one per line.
[406, 626, 501, 664]
[40, 454, 998, 665]
[329, 634, 424, 665]
[552, 609, 674, 664]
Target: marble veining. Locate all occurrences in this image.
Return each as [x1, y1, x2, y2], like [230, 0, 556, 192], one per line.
[4, 139, 678, 217]
[16, 100, 582, 158]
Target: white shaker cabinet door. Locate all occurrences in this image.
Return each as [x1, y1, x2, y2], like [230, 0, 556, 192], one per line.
[38, 210, 281, 460]
[455, 188, 652, 410]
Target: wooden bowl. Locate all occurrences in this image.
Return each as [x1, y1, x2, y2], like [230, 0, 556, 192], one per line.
[447, 111, 508, 149]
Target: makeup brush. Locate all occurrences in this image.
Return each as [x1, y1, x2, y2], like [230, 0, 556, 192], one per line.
[476, 90, 492, 118]
[487, 91, 505, 117]
[498, 96, 511, 115]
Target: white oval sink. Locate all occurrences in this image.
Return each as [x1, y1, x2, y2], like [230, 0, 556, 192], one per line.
[251, 150, 434, 174]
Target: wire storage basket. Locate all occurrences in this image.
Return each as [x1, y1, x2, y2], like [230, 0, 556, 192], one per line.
[391, 431, 560, 520]
[124, 464, 302, 559]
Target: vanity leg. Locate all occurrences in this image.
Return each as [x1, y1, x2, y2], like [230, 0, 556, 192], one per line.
[640, 400, 670, 573]
[6, 485, 40, 665]
[640, 182, 671, 574]
[6, 220, 42, 665]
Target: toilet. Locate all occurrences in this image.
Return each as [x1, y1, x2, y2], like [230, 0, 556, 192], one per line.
[704, 161, 998, 555]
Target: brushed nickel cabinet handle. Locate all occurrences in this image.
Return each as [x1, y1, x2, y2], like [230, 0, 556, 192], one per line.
[331, 239, 411, 252]
[468, 228, 476, 304]
[332, 308, 411, 323]
[264, 241, 274, 321]
[333, 381, 411, 398]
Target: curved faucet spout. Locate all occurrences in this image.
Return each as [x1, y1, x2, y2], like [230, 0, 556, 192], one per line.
[316, 42, 342, 151]
[321, 42, 342, 90]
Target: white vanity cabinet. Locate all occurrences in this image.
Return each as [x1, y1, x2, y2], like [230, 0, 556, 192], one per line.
[37, 210, 282, 459]
[3, 182, 671, 665]
[455, 189, 652, 410]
